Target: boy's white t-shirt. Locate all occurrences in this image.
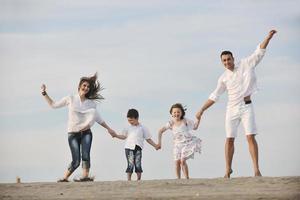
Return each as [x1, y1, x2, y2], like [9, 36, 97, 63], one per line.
[122, 124, 151, 150]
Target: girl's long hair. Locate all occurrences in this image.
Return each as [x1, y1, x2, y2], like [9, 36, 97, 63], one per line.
[169, 103, 187, 119]
[78, 73, 104, 101]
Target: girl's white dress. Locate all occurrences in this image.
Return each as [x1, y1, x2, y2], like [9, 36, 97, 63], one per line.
[165, 118, 202, 161]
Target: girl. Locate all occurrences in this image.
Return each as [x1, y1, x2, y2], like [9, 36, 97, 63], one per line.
[41, 73, 116, 182]
[157, 103, 201, 179]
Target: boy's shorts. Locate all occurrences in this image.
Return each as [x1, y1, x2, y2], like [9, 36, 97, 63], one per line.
[225, 102, 257, 138]
[125, 145, 143, 173]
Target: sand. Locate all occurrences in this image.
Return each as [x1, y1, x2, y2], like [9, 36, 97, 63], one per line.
[0, 177, 299, 200]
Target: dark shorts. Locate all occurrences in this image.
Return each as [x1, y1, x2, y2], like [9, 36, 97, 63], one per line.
[125, 145, 143, 173]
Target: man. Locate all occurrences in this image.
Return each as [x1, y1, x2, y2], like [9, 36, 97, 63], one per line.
[196, 30, 277, 178]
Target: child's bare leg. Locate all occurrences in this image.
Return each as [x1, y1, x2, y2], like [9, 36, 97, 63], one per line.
[181, 159, 189, 179]
[127, 173, 132, 181]
[82, 168, 89, 178]
[136, 173, 141, 181]
[175, 160, 181, 179]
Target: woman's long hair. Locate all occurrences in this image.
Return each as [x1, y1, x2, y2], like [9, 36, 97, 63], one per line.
[78, 73, 104, 101]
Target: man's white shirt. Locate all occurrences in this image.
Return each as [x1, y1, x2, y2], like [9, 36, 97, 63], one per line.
[209, 44, 266, 108]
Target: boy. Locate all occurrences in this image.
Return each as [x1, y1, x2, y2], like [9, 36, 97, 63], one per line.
[113, 108, 159, 181]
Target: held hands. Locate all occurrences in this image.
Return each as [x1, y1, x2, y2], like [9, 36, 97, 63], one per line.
[108, 128, 117, 138]
[155, 143, 161, 150]
[195, 110, 203, 121]
[194, 119, 200, 130]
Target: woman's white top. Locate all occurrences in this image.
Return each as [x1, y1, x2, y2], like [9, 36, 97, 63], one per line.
[122, 124, 151, 150]
[51, 94, 104, 132]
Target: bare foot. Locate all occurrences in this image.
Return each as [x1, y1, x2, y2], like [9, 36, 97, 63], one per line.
[224, 169, 233, 178]
[255, 170, 262, 177]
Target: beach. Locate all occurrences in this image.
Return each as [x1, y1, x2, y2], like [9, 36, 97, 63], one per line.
[0, 176, 299, 200]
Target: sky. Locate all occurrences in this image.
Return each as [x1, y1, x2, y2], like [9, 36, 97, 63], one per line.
[0, 0, 299, 183]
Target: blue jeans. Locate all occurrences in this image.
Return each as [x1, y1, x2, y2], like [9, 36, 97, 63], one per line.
[67, 129, 93, 173]
[125, 145, 143, 173]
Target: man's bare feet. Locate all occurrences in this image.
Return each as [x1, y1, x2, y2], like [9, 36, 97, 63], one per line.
[224, 169, 233, 178]
[255, 170, 262, 177]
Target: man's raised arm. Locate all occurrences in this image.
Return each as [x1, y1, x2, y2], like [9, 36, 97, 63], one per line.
[260, 30, 277, 49]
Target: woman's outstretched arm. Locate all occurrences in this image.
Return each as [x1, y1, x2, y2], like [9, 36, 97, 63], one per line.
[99, 121, 117, 138]
[114, 134, 127, 140]
[41, 84, 54, 106]
[41, 84, 68, 108]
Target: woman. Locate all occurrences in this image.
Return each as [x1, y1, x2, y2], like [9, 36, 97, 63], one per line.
[41, 73, 116, 182]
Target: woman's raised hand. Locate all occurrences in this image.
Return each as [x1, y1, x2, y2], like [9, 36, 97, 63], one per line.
[41, 84, 46, 92]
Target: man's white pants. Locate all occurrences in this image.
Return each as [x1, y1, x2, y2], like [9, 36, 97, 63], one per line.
[225, 102, 257, 138]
